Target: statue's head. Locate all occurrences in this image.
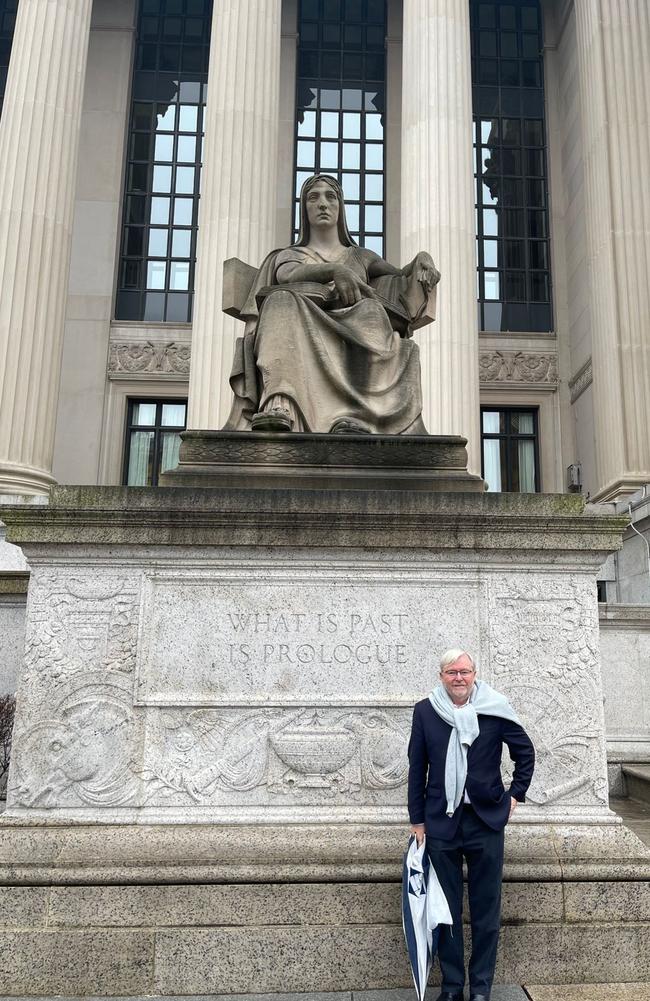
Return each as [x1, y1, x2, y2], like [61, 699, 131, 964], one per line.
[295, 174, 357, 247]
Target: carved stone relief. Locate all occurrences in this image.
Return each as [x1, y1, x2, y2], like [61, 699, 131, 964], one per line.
[23, 571, 140, 691]
[479, 350, 558, 385]
[10, 672, 142, 809]
[108, 341, 190, 378]
[9, 687, 411, 810]
[139, 706, 410, 806]
[179, 432, 468, 469]
[487, 574, 607, 806]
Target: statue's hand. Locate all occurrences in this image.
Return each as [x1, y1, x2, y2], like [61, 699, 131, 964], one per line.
[331, 265, 365, 306]
[414, 252, 440, 294]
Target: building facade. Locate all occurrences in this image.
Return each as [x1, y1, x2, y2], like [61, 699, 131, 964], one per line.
[0, 0, 649, 766]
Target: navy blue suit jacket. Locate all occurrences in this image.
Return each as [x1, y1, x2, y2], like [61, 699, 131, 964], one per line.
[407, 697, 535, 840]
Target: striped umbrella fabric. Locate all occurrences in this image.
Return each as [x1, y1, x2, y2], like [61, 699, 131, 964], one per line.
[401, 835, 453, 1001]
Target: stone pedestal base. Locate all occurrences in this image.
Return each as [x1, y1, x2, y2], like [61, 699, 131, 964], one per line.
[0, 821, 648, 995]
[160, 430, 486, 491]
[0, 485, 630, 824]
[0, 485, 647, 992]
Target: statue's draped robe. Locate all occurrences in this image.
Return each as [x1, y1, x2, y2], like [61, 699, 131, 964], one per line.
[224, 245, 427, 435]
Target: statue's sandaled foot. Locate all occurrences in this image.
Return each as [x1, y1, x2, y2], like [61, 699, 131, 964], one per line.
[251, 407, 293, 432]
[330, 417, 372, 435]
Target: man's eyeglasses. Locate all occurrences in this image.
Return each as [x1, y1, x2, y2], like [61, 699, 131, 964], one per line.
[442, 669, 475, 678]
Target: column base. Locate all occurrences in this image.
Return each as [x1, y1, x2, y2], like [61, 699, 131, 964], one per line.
[0, 461, 55, 497]
[590, 474, 650, 504]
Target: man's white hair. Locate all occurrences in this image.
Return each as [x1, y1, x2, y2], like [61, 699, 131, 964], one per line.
[439, 648, 476, 672]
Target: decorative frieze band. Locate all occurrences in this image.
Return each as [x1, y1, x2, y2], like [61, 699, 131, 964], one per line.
[108, 341, 190, 379]
[568, 357, 593, 403]
[110, 343, 560, 391]
[479, 350, 558, 387]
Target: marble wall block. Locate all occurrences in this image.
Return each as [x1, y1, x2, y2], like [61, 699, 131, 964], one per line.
[599, 605, 650, 761]
[0, 598, 25, 696]
[4, 548, 612, 824]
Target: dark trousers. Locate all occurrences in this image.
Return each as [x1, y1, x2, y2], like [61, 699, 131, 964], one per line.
[426, 805, 505, 994]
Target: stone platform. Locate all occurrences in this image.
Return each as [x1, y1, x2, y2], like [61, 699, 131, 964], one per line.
[0, 821, 648, 995]
[1, 483, 648, 993]
[2, 990, 649, 1001]
[160, 430, 486, 492]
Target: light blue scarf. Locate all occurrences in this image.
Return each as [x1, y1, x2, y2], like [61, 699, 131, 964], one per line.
[429, 680, 522, 817]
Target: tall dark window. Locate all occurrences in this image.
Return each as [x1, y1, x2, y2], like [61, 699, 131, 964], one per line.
[294, 0, 387, 255]
[471, 1, 552, 332]
[481, 407, 539, 492]
[123, 399, 187, 486]
[116, 0, 212, 324]
[0, 0, 17, 116]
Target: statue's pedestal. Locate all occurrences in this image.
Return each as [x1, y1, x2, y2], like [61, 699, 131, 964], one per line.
[0, 478, 648, 994]
[161, 429, 485, 492]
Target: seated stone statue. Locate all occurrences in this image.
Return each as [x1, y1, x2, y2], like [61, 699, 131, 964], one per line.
[223, 173, 440, 435]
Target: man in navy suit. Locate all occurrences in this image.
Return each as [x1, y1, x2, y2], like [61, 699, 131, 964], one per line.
[408, 649, 535, 1001]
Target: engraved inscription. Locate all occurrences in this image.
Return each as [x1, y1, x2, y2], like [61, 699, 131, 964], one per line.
[136, 574, 483, 706]
[225, 610, 409, 670]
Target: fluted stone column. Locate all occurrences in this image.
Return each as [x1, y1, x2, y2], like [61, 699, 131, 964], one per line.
[574, 0, 650, 501]
[401, 0, 480, 473]
[0, 0, 93, 496]
[188, 0, 282, 431]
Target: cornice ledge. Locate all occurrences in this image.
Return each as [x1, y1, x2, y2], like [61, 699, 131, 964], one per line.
[0, 504, 628, 554]
[599, 604, 650, 628]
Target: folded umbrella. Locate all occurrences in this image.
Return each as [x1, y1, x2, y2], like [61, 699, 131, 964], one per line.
[402, 834, 453, 1001]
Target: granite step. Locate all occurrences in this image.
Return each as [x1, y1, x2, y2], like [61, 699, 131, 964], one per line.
[611, 795, 650, 848]
[525, 987, 650, 1000]
[3, 989, 650, 1001]
[0, 991, 530, 1001]
[622, 763, 650, 804]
